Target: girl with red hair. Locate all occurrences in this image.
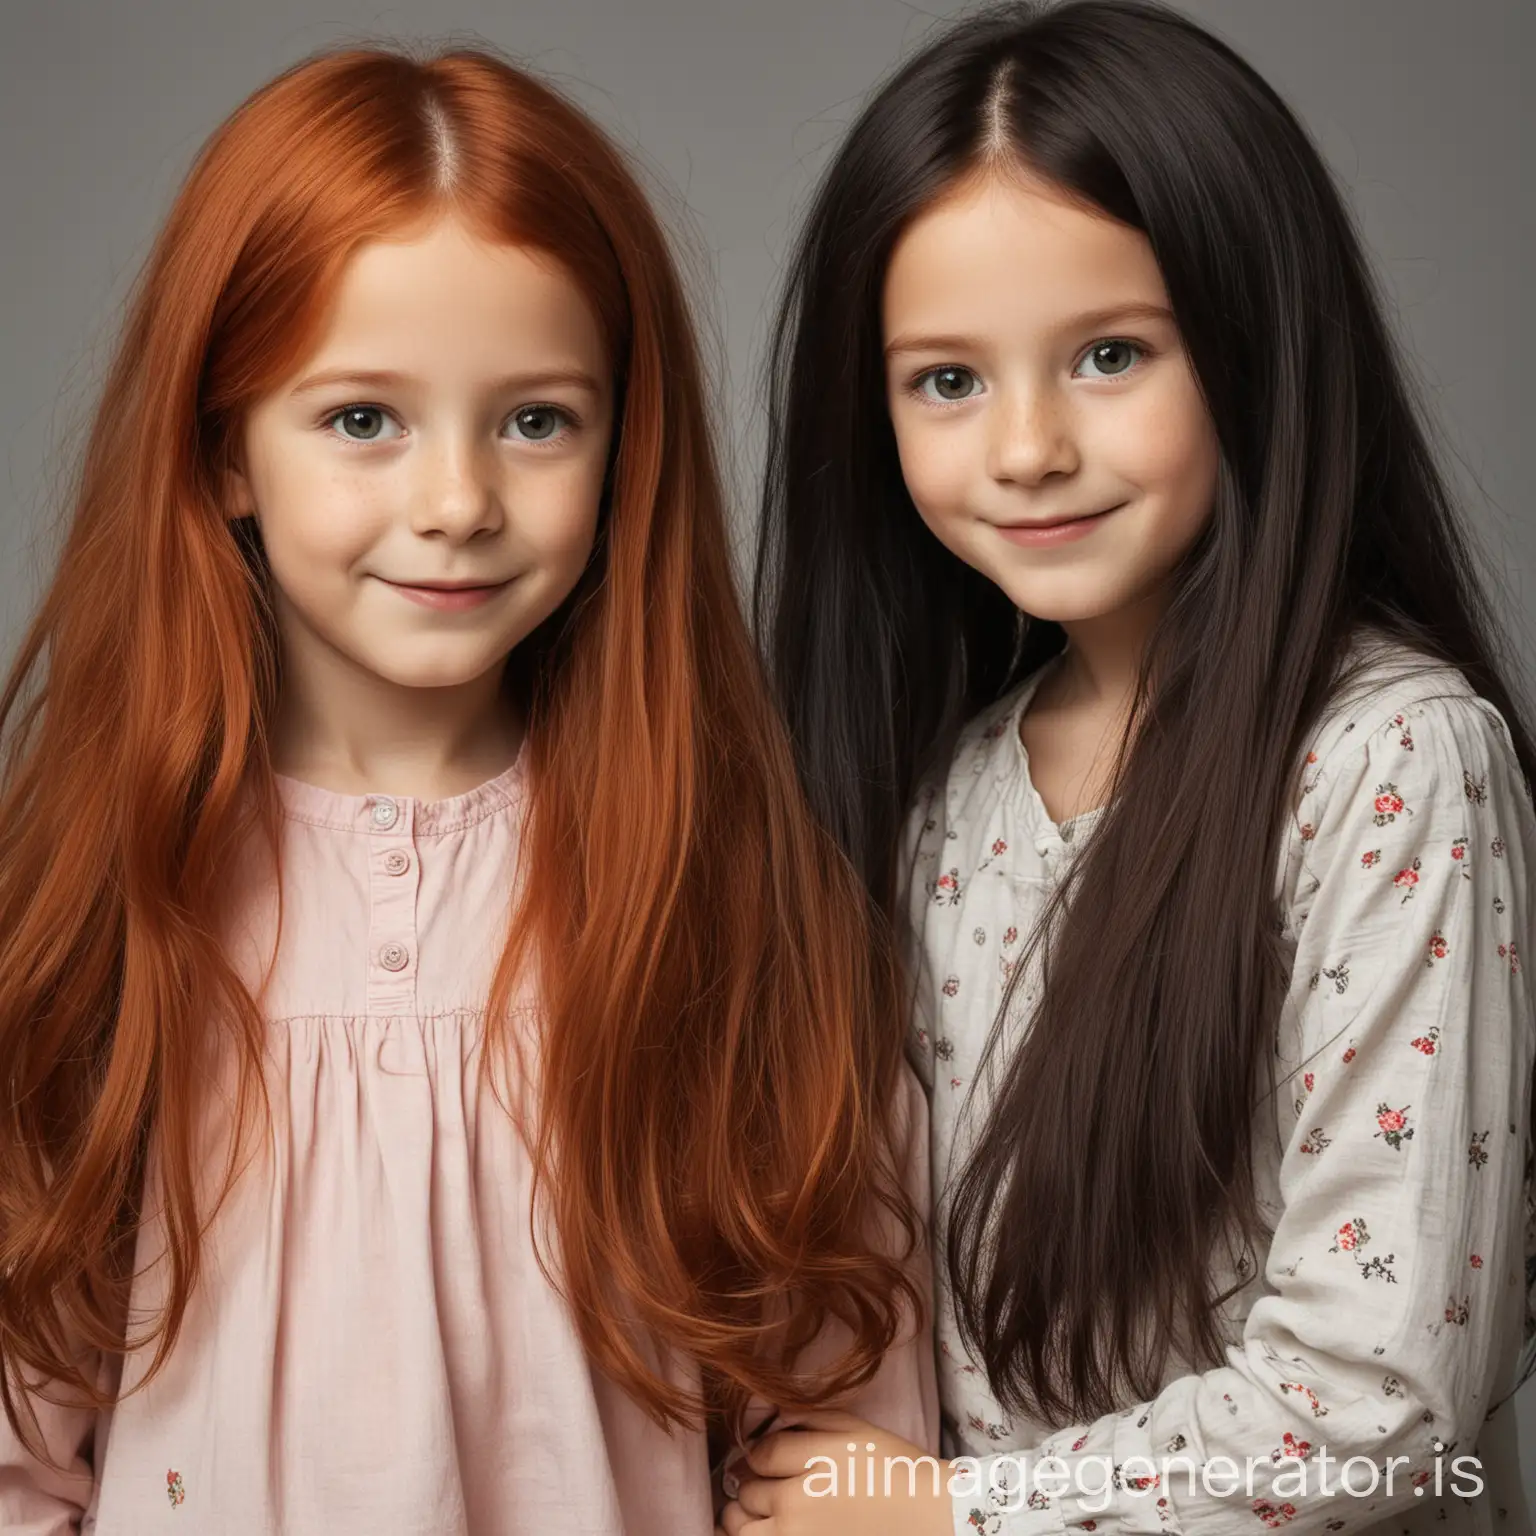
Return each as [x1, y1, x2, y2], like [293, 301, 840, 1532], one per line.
[0, 46, 936, 1534]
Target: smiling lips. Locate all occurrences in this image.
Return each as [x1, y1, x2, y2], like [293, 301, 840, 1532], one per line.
[992, 503, 1125, 546]
[381, 576, 512, 611]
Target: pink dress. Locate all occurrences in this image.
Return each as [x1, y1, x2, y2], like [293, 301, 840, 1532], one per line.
[0, 756, 938, 1534]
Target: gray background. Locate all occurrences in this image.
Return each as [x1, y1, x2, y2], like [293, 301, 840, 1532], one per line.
[1, 0, 1532, 1497]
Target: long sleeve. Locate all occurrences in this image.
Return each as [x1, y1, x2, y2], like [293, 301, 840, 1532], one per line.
[0, 1360, 100, 1535]
[951, 689, 1535, 1535]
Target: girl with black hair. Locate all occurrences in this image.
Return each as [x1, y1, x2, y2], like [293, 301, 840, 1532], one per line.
[723, 2, 1535, 1532]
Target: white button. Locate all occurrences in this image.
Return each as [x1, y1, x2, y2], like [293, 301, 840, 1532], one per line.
[379, 942, 409, 972]
[371, 798, 398, 829]
[382, 849, 410, 876]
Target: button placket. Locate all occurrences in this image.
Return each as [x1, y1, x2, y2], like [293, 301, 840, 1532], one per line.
[365, 794, 420, 1014]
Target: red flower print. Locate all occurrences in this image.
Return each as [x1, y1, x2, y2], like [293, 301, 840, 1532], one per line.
[1329, 1218, 1367, 1253]
[942, 976, 960, 997]
[1451, 837, 1468, 861]
[1299, 822, 1315, 841]
[1498, 942, 1521, 975]
[1372, 783, 1405, 824]
[1444, 1295, 1470, 1326]
[1470, 1254, 1483, 1269]
[1253, 1496, 1299, 1527]
[991, 837, 1008, 856]
[1278, 1382, 1328, 1417]
[1303, 1072, 1314, 1092]
[1360, 849, 1381, 869]
[1342, 1045, 1356, 1064]
[1426, 932, 1448, 964]
[166, 1469, 186, 1508]
[1002, 925, 1018, 947]
[1374, 1102, 1414, 1150]
[950, 1076, 963, 1090]
[1270, 1431, 1312, 1463]
[1306, 751, 1318, 764]
[1393, 859, 1421, 901]
[1409, 1026, 1440, 1055]
[1299, 1127, 1331, 1155]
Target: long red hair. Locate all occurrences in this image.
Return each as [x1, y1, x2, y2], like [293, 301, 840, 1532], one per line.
[0, 46, 918, 1449]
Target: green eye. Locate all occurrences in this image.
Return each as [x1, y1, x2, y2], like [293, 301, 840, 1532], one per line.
[329, 405, 401, 441]
[507, 405, 572, 442]
[1075, 341, 1143, 379]
[918, 366, 981, 403]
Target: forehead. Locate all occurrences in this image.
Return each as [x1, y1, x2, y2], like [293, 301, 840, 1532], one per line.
[300, 216, 607, 374]
[882, 171, 1167, 332]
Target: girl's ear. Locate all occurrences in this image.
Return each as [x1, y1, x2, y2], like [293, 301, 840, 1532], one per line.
[222, 457, 257, 522]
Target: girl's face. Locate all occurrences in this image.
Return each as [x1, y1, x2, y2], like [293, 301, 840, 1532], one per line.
[230, 216, 613, 695]
[882, 172, 1219, 629]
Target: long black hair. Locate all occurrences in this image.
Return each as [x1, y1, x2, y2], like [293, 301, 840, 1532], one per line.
[755, 0, 1535, 1421]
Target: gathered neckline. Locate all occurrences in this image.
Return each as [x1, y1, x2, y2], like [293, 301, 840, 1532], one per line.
[272, 741, 527, 835]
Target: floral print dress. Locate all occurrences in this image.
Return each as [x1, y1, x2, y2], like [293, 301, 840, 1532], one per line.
[902, 637, 1535, 1535]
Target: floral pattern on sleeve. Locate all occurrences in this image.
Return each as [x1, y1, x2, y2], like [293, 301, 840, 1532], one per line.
[903, 653, 1535, 1536]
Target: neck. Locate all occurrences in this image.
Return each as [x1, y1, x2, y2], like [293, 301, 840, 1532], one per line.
[1054, 591, 1164, 709]
[269, 619, 521, 800]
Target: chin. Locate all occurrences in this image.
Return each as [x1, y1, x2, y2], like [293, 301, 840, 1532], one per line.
[370, 654, 510, 692]
[992, 582, 1121, 627]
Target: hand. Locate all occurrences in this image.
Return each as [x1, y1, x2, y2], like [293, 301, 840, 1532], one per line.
[719, 1410, 952, 1536]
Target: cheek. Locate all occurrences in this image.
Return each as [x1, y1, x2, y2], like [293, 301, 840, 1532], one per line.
[1110, 377, 1219, 545]
[250, 451, 390, 568]
[511, 458, 605, 570]
[890, 410, 975, 530]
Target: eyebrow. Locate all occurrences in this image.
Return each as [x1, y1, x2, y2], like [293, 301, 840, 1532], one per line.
[884, 302, 1176, 358]
[289, 366, 605, 397]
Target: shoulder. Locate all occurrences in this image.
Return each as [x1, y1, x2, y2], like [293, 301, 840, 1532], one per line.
[903, 681, 1033, 841]
[1301, 632, 1522, 796]
[1291, 630, 1532, 866]
[897, 676, 1038, 913]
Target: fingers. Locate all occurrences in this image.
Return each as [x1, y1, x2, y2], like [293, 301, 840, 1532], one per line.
[719, 1498, 772, 1535]
[745, 1428, 843, 1479]
[734, 1472, 777, 1517]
